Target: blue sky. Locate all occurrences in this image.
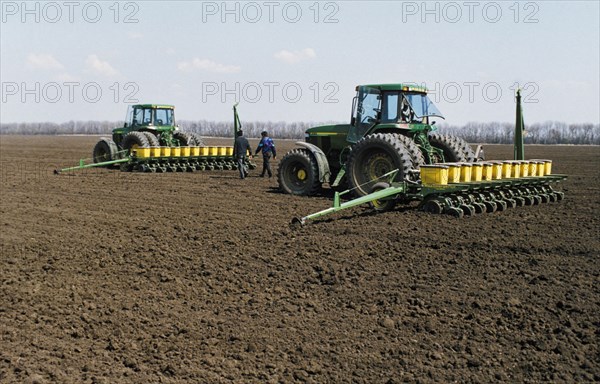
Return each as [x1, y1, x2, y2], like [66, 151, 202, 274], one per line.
[1, 0, 599, 125]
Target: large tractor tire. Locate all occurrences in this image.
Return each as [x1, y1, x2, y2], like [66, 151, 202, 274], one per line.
[142, 131, 160, 147]
[189, 132, 206, 146]
[429, 133, 477, 163]
[394, 134, 425, 168]
[93, 138, 119, 163]
[346, 133, 414, 197]
[277, 148, 321, 196]
[454, 136, 478, 162]
[121, 131, 150, 153]
[173, 131, 194, 146]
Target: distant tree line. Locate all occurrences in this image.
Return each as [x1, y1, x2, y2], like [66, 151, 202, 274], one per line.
[437, 121, 599, 145]
[1, 120, 598, 144]
[177, 119, 327, 140]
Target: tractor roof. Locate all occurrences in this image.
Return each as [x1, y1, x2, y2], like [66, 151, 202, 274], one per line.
[132, 104, 175, 109]
[359, 84, 428, 93]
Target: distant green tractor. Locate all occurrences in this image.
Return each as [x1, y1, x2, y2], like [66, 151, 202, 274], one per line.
[92, 104, 204, 162]
[277, 84, 483, 196]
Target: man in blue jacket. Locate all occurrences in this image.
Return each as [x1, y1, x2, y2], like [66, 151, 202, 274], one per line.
[254, 131, 276, 178]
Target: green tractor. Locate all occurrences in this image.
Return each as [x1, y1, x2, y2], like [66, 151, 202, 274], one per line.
[92, 104, 204, 162]
[277, 84, 483, 196]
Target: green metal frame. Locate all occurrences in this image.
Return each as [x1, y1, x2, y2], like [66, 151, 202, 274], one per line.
[515, 89, 525, 160]
[54, 156, 129, 174]
[292, 170, 403, 224]
[293, 173, 567, 225]
[55, 151, 256, 174]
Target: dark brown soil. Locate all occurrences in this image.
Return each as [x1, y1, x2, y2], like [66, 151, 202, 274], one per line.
[1, 135, 598, 383]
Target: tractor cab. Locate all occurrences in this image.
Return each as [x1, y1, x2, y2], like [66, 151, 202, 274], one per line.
[348, 84, 444, 143]
[113, 104, 176, 146]
[124, 104, 175, 129]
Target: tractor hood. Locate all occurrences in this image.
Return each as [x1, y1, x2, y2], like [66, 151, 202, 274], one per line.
[305, 124, 351, 138]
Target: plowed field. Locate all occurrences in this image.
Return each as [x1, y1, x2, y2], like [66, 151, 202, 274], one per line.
[1, 136, 598, 383]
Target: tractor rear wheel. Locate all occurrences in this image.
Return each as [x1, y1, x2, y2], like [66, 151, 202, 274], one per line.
[429, 133, 477, 163]
[277, 148, 321, 196]
[190, 132, 206, 146]
[346, 133, 414, 197]
[121, 132, 150, 153]
[142, 131, 160, 147]
[455, 136, 478, 162]
[173, 131, 194, 146]
[394, 134, 425, 168]
[93, 138, 119, 163]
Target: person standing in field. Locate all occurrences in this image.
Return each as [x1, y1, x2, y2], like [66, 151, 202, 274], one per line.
[233, 129, 252, 179]
[255, 131, 277, 178]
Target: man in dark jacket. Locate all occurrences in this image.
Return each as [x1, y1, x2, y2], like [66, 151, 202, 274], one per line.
[233, 130, 252, 179]
[254, 131, 276, 178]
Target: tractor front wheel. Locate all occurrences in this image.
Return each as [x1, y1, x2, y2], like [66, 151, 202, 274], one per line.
[277, 149, 321, 196]
[346, 133, 414, 197]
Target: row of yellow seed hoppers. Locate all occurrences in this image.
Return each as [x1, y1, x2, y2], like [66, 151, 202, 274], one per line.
[132, 145, 235, 158]
[420, 159, 553, 185]
[125, 145, 254, 172]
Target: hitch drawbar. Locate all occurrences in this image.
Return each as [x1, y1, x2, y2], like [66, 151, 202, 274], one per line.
[292, 162, 566, 225]
[292, 174, 407, 225]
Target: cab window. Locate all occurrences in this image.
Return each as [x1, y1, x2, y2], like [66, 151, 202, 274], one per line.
[381, 92, 399, 123]
[155, 109, 172, 126]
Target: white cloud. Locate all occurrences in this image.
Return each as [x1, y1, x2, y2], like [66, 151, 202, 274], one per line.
[273, 48, 316, 64]
[85, 54, 118, 77]
[177, 58, 241, 74]
[26, 53, 64, 70]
